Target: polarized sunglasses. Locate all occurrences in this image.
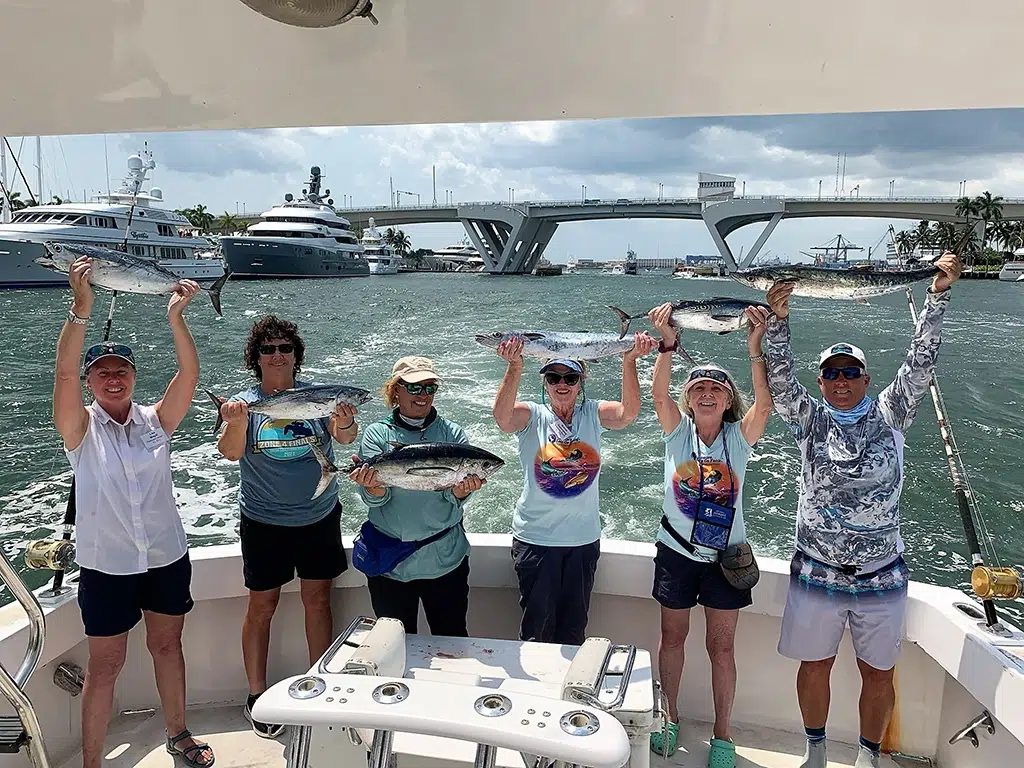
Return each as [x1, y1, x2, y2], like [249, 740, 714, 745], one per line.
[821, 366, 864, 381]
[401, 381, 439, 395]
[86, 343, 133, 361]
[544, 372, 581, 386]
[259, 342, 294, 355]
[687, 368, 730, 385]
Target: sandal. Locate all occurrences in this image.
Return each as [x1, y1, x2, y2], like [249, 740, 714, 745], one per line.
[707, 737, 735, 768]
[651, 720, 679, 757]
[166, 728, 215, 767]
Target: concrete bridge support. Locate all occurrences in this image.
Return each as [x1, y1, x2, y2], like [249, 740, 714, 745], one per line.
[701, 199, 786, 271]
[459, 205, 559, 273]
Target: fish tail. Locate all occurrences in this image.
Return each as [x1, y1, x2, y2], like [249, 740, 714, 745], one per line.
[309, 441, 340, 501]
[206, 269, 231, 317]
[206, 390, 226, 433]
[607, 305, 632, 339]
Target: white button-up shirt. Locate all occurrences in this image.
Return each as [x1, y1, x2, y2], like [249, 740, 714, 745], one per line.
[65, 401, 188, 575]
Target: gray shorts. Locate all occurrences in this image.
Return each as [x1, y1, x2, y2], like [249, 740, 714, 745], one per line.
[777, 574, 907, 671]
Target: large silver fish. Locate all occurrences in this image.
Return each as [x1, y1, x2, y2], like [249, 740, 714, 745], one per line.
[608, 298, 772, 338]
[474, 329, 663, 362]
[308, 440, 506, 499]
[206, 384, 373, 433]
[34, 241, 230, 315]
[729, 264, 940, 302]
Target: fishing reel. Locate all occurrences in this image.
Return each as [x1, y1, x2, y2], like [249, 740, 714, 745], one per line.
[23, 538, 75, 572]
[971, 566, 1023, 601]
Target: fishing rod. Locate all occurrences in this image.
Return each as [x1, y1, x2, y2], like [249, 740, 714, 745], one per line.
[904, 221, 1020, 632]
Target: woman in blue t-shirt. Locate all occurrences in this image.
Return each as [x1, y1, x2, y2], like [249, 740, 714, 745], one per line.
[491, 331, 657, 645]
[647, 302, 773, 764]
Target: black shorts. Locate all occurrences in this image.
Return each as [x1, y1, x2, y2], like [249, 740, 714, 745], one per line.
[652, 542, 752, 611]
[240, 501, 348, 592]
[77, 552, 194, 638]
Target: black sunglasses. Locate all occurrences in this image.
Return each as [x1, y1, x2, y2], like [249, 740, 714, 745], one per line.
[821, 366, 864, 381]
[259, 343, 294, 356]
[544, 372, 581, 386]
[400, 381, 439, 395]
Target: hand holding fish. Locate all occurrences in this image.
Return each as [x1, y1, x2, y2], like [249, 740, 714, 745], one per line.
[68, 256, 94, 317]
[745, 306, 770, 349]
[349, 454, 386, 497]
[452, 474, 486, 499]
[931, 252, 962, 292]
[497, 336, 525, 368]
[766, 281, 794, 320]
[331, 402, 358, 427]
[219, 400, 248, 426]
[167, 279, 201, 319]
[647, 303, 677, 344]
[623, 331, 658, 362]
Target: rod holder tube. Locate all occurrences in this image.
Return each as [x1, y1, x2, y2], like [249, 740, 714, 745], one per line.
[368, 729, 395, 768]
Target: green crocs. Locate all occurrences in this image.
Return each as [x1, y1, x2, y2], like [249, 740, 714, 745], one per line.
[651, 720, 679, 757]
[707, 737, 735, 768]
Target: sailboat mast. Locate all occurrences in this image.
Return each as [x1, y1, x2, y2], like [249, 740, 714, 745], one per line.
[0, 135, 8, 224]
[35, 135, 42, 204]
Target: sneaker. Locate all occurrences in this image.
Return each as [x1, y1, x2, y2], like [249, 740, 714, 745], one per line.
[244, 692, 285, 739]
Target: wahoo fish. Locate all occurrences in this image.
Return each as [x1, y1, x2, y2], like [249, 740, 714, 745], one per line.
[474, 329, 666, 362]
[608, 298, 772, 338]
[34, 241, 230, 316]
[728, 264, 940, 302]
[308, 440, 506, 499]
[206, 384, 373, 433]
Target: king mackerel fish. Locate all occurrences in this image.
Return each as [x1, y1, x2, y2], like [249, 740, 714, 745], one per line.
[474, 330, 651, 362]
[728, 264, 940, 302]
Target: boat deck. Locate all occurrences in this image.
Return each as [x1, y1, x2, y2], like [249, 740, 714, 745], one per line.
[60, 704, 901, 768]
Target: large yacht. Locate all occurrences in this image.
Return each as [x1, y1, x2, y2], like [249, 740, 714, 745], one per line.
[0, 148, 225, 288]
[998, 249, 1024, 281]
[219, 166, 369, 279]
[433, 238, 485, 271]
[360, 217, 400, 275]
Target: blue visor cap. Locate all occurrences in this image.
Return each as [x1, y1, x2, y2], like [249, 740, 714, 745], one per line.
[539, 358, 584, 374]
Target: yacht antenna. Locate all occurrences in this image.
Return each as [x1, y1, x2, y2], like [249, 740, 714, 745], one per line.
[2, 137, 39, 206]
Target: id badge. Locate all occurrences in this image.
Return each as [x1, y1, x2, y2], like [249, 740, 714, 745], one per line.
[690, 499, 735, 552]
[140, 428, 169, 451]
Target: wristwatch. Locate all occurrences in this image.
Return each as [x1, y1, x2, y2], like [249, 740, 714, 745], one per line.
[658, 338, 678, 354]
[66, 310, 88, 326]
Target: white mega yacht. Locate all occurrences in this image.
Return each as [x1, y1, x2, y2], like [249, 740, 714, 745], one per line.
[0, 149, 225, 287]
[998, 250, 1024, 281]
[1, 3, 1023, 768]
[360, 217, 400, 274]
[433, 239, 485, 271]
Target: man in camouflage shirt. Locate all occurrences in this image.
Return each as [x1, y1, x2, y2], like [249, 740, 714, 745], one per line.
[756, 251, 961, 768]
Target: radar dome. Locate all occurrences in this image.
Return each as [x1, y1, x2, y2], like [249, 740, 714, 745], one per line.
[285, 193, 294, 202]
[127, 155, 144, 170]
[150, 187, 163, 200]
[310, 166, 321, 175]
[324, 189, 330, 196]
[368, 216, 376, 227]
[327, 198, 334, 205]
[237, 0, 378, 28]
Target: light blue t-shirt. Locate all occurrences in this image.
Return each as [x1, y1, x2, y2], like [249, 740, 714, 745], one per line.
[230, 380, 338, 527]
[511, 399, 606, 547]
[657, 416, 753, 562]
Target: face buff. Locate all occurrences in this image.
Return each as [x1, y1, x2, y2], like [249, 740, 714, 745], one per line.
[824, 395, 872, 425]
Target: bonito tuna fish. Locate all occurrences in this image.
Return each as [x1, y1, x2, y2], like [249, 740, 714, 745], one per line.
[608, 298, 772, 338]
[474, 329, 669, 362]
[206, 384, 373, 433]
[34, 241, 230, 315]
[308, 440, 506, 499]
[728, 264, 940, 302]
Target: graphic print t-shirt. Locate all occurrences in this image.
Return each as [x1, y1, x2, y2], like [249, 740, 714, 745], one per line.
[512, 399, 605, 547]
[231, 380, 338, 527]
[657, 416, 753, 562]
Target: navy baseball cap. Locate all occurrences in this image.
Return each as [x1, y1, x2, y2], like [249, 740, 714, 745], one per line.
[539, 358, 584, 374]
[83, 342, 136, 373]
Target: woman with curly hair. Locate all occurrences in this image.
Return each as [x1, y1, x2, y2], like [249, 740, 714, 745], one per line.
[215, 314, 359, 739]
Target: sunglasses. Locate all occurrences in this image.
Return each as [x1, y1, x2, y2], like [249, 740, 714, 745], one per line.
[687, 368, 730, 385]
[544, 372, 581, 386]
[259, 343, 294, 356]
[401, 381, 439, 395]
[821, 366, 864, 381]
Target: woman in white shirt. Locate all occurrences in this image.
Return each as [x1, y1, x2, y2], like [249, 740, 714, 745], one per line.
[52, 256, 213, 768]
[647, 302, 772, 766]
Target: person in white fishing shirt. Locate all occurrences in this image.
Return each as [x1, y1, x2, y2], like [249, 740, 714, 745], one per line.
[761, 252, 961, 768]
[53, 256, 212, 768]
[491, 331, 657, 645]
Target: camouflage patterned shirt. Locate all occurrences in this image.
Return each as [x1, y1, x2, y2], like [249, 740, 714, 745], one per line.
[764, 288, 951, 594]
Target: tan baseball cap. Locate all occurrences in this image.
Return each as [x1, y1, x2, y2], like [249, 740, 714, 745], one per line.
[392, 356, 439, 383]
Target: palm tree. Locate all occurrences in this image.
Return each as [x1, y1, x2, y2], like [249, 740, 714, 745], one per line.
[216, 212, 241, 234]
[390, 229, 412, 256]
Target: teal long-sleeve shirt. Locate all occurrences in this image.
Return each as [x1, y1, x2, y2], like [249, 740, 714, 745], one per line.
[356, 408, 472, 582]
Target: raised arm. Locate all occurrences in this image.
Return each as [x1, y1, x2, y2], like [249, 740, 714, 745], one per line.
[53, 257, 93, 451]
[647, 303, 682, 436]
[155, 280, 201, 435]
[598, 332, 657, 430]
[492, 337, 532, 433]
[740, 306, 774, 445]
[878, 253, 960, 433]
[763, 282, 817, 441]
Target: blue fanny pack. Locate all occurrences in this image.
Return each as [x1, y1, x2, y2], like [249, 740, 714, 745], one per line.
[351, 519, 461, 578]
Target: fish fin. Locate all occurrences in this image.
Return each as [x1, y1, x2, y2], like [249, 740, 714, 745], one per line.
[717, 330, 733, 335]
[711, 314, 738, 322]
[205, 390, 226, 434]
[406, 467, 453, 477]
[674, 343, 697, 365]
[387, 440, 407, 449]
[308, 441, 339, 500]
[521, 332, 546, 341]
[205, 269, 231, 317]
[855, 298, 870, 305]
[607, 305, 632, 339]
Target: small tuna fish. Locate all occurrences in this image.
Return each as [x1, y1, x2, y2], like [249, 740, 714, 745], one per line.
[35, 241, 230, 315]
[608, 297, 772, 338]
[308, 440, 506, 499]
[728, 264, 940, 302]
[474, 330, 663, 362]
[206, 384, 373, 433]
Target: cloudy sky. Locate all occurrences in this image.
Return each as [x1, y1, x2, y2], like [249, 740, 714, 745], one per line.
[5, 107, 1023, 263]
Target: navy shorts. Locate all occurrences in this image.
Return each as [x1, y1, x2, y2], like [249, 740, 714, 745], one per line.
[652, 542, 752, 611]
[511, 538, 600, 646]
[240, 501, 348, 592]
[77, 552, 194, 638]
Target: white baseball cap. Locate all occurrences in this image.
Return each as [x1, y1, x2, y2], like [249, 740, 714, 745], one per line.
[818, 342, 867, 369]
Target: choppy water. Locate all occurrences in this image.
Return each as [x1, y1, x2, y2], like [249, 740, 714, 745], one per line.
[2, 273, 1022, 617]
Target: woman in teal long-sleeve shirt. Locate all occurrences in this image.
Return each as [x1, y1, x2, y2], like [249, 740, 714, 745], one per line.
[348, 355, 484, 635]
